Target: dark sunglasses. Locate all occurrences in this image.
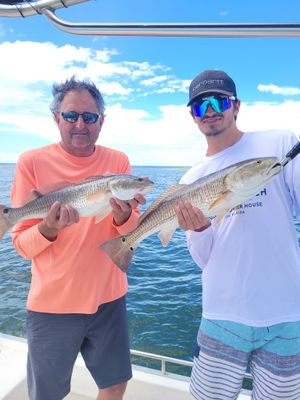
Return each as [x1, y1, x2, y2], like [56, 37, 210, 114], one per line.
[192, 95, 236, 118]
[61, 111, 100, 124]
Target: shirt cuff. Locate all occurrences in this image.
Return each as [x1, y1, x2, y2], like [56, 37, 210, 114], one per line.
[113, 209, 139, 235]
[186, 223, 212, 240]
[12, 223, 54, 259]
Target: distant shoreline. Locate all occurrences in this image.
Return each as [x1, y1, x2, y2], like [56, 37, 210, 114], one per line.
[0, 163, 191, 169]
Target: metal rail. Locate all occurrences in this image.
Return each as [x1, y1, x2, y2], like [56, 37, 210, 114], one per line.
[131, 349, 192, 375]
[130, 348, 252, 381]
[0, 0, 300, 37]
[42, 10, 300, 37]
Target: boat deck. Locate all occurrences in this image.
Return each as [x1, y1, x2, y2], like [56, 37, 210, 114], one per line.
[0, 334, 251, 400]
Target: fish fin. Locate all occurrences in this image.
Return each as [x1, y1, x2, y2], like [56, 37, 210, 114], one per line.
[36, 181, 74, 193]
[86, 191, 108, 203]
[158, 227, 176, 247]
[0, 205, 12, 240]
[157, 184, 186, 201]
[84, 172, 113, 181]
[83, 174, 107, 181]
[99, 234, 135, 272]
[208, 191, 231, 213]
[29, 189, 43, 200]
[84, 175, 103, 181]
[94, 204, 112, 223]
[138, 184, 186, 225]
[214, 209, 230, 224]
[83, 193, 111, 223]
[22, 190, 42, 205]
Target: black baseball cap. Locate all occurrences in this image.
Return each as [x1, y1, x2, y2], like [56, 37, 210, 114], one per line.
[187, 70, 237, 106]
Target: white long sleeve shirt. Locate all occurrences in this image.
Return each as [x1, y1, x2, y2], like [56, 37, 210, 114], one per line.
[180, 130, 300, 327]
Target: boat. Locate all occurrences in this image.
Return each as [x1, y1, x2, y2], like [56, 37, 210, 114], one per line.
[0, 333, 251, 399]
[0, 3, 296, 399]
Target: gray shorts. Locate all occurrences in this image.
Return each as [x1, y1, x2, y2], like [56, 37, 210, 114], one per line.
[190, 318, 300, 400]
[26, 295, 132, 400]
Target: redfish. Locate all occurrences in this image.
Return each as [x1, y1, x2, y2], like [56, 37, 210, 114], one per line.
[0, 174, 154, 240]
[100, 158, 282, 272]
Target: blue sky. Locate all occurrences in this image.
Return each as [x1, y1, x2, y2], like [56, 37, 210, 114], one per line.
[0, 0, 300, 166]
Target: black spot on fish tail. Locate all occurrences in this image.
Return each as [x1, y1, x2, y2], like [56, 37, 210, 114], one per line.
[99, 234, 135, 272]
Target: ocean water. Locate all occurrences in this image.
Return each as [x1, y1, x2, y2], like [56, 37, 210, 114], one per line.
[0, 164, 202, 374]
[3, 163, 300, 378]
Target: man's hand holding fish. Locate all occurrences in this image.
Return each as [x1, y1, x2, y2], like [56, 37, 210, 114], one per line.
[110, 193, 146, 226]
[38, 201, 80, 241]
[176, 200, 211, 232]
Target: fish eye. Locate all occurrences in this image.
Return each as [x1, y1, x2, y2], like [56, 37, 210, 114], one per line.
[256, 160, 262, 164]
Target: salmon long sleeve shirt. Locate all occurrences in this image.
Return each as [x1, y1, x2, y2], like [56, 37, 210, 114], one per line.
[11, 143, 139, 314]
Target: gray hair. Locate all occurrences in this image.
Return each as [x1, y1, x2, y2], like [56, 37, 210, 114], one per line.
[49, 75, 105, 116]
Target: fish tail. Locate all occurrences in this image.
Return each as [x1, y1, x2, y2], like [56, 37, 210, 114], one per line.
[0, 205, 13, 240]
[99, 234, 135, 272]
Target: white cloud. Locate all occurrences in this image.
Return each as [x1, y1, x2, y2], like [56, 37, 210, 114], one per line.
[257, 84, 300, 96]
[140, 75, 169, 87]
[138, 78, 189, 96]
[0, 152, 18, 163]
[101, 103, 199, 147]
[123, 61, 169, 78]
[101, 100, 300, 165]
[238, 101, 300, 137]
[0, 41, 181, 105]
[156, 79, 190, 94]
[1, 100, 300, 166]
[0, 114, 58, 142]
[1, 41, 300, 166]
[98, 82, 134, 96]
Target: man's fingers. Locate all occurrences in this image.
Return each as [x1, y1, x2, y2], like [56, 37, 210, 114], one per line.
[110, 194, 146, 211]
[176, 201, 210, 231]
[110, 195, 145, 212]
[64, 204, 80, 224]
[133, 194, 146, 205]
[177, 201, 196, 230]
[46, 202, 79, 228]
[110, 198, 131, 212]
[48, 202, 61, 221]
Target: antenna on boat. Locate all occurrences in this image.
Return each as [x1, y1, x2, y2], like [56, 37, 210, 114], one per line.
[1, 0, 300, 37]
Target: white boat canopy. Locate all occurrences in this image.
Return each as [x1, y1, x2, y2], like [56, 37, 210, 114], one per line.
[0, 0, 300, 37]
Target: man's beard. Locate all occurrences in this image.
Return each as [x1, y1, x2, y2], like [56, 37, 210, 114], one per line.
[201, 114, 235, 137]
[204, 126, 225, 137]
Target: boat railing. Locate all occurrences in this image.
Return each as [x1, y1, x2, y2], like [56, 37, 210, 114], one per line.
[0, 0, 300, 37]
[131, 349, 193, 376]
[130, 349, 252, 382]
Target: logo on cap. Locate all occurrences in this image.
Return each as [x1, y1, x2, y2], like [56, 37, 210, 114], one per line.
[192, 79, 226, 93]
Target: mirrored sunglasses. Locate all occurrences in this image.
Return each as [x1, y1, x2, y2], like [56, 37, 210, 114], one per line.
[61, 111, 100, 124]
[192, 95, 236, 118]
